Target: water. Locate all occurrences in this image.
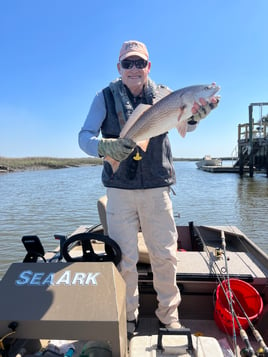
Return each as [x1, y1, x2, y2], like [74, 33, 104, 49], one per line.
[1, 161, 267, 279]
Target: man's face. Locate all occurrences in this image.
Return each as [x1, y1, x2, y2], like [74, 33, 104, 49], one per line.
[117, 55, 151, 92]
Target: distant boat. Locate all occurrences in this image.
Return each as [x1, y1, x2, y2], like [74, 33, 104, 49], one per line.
[196, 155, 222, 169]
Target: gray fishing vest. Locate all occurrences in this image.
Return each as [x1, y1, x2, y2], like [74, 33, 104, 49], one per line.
[100, 78, 176, 189]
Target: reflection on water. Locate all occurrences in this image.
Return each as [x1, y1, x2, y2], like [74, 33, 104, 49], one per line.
[236, 176, 268, 248]
[0, 162, 267, 278]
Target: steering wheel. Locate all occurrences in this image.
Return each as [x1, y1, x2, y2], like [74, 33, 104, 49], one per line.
[62, 232, 122, 265]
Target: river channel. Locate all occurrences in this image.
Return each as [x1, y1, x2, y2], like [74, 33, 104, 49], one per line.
[0, 161, 267, 279]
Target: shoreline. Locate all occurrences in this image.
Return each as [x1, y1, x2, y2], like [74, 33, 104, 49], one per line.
[0, 157, 103, 173]
[0, 156, 234, 173]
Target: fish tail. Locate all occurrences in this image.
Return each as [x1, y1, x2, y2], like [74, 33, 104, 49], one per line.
[104, 156, 120, 173]
[137, 139, 150, 152]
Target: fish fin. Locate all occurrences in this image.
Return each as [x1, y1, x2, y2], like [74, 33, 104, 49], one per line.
[177, 121, 188, 138]
[104, 156, 120, 173]
[153, 86, 172, 103]
[120, 104, 151, 138]
[137, 139, 150, 152]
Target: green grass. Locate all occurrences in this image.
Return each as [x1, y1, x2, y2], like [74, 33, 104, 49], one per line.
[0, 156, 232, 172]
[0, 156, 103, 171]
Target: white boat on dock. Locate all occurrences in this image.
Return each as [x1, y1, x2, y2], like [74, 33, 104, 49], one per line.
[196, 155, 222, 169]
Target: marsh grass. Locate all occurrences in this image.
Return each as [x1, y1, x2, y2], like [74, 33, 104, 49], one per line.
[0, 156, 102, 171]
[0, 156, 230, 172]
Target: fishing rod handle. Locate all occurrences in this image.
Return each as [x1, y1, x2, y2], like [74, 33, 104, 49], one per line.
[253, 329, 268, 352]
[240, 329, 256, 356]
[221, 230, 226, 247]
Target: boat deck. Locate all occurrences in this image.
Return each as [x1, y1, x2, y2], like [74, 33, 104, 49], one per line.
[1, 223, 267, 356]
[133, 317, 260, 354]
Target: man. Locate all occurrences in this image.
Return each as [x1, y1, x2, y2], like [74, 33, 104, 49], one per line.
[79, 40, 217, 334]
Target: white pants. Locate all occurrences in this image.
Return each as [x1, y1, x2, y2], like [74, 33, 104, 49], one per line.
[106, 187, 181, 324]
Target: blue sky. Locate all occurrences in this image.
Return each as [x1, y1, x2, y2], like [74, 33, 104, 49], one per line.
[1, 0, 268, 159]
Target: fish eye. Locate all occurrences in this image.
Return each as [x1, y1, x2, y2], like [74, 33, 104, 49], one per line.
[205, 83, 217, 90]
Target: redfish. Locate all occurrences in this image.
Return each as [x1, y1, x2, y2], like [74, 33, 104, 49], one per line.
[107, 83, 220, 171]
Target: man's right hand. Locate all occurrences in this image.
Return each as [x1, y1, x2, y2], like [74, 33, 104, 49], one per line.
[98, 138, 136, 162]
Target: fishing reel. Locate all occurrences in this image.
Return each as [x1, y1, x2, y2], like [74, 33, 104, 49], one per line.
[255, 347, 268, 357]
[240, 348, 254, 357]
[215, 247, 224, 259]
[241, 347, 268, 357]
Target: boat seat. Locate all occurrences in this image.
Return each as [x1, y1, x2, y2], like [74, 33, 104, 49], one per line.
[97, 196, 150, 264]
[97, 195, 108, 235]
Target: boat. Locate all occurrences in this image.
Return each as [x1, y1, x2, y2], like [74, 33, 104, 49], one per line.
[196, 155, 222, 169]
[0, 196, 267, 357]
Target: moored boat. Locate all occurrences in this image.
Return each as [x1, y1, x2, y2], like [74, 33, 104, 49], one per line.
[196, 155, 222, 169]
[0, 196, 267, 357]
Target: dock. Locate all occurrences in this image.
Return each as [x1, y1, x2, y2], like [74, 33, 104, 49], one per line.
[236, 102, 268, 177]
[199, 165, 250, 173]
[200, 102, 268, 176]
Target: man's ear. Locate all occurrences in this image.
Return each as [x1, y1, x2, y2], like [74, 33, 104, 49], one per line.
[117, 62, 122, 75]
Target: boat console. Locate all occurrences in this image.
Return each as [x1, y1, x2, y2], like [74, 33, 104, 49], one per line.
[0, 261, 127, 357]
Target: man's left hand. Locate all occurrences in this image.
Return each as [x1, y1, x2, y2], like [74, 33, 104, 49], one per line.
[189, 98, 220, 124]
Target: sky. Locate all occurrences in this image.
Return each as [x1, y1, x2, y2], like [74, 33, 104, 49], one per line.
[1, 0, 268, 159]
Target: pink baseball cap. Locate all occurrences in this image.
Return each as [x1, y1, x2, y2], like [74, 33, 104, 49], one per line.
[119, 40, 149, 61]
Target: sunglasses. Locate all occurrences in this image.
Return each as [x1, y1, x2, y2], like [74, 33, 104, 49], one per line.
[120, 59, 148, 70]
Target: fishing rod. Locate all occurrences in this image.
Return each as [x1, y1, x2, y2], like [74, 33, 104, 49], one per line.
[212, 254, 268, 357]
[209, 229, 255, 356]
[221, 227, 268, 357]
[221, 230, 256, 357]
[194, 226, 254, 355]
[208, 227, 268, 356]
[220, 230, 239, 355]
[232, 292, 268, 356]
[193, 225, 260, 356]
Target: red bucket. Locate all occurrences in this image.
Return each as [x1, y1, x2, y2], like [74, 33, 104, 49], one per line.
[214, 278, 263, 335]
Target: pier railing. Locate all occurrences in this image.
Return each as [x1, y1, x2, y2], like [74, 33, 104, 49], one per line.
[238, 122, 267, 141]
